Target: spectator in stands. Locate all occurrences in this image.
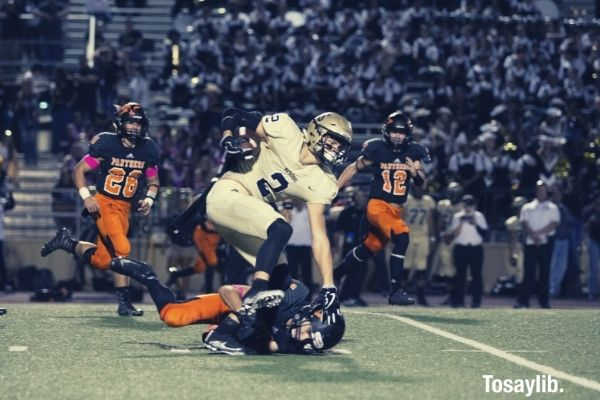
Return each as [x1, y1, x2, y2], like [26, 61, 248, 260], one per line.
[14, 78, 39, 166]
[584, 196, 600, 300]
[118, 18, 144, 64]
[34, 0, 68, 63]
[548, 185, 573, 298]
[447, 194, 488, 308]
[515, 180, 559, 309]
[51, 68, 76, 154]
[0, 168, 14, 292]
[73, 56, 99, 122]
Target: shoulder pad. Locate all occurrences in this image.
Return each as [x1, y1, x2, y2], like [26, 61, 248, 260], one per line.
[437, 199, 451, 211]
[407, 142, 431, 162]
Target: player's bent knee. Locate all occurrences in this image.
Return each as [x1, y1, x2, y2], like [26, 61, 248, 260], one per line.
[113, 239, 131, 257]
[267, 218, 292, 242]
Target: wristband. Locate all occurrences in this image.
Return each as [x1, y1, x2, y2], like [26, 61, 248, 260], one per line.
[79, 187, 91, 200]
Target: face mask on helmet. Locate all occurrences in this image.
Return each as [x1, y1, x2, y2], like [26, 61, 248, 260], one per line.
[115, 103, 148, 144]
[383, 114, 413, 147]
[311, 123, 351, 169]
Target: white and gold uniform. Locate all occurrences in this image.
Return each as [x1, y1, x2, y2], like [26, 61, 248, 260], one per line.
[206, 113, 338, 265]
[433, 199, 462, 277]
[404, 194, 436, 271]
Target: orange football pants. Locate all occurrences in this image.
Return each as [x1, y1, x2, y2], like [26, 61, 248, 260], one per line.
[193, 225, 220, 273]
[363, 198, 410, 253]
[159, 286, 247, 327]
[90, 193, 131, 270]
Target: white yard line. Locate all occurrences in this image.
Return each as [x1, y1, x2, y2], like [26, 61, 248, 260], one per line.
[8, 346, 28, 352]
[348, 311, 600, 393]
[441, 349, 548, 353]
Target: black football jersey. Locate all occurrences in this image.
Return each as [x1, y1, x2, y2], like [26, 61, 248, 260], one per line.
[89, 132, 160, 202]
[361, 138, 429, 205]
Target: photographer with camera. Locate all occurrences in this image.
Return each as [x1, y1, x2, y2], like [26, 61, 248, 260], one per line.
[447, 194, 488, 308]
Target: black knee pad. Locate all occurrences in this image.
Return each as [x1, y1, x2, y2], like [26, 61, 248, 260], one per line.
[256, 219, 293, 275]
[268, 218, 293, 242]
[352, 244, 372, 262]
[81, 247, 96, 265]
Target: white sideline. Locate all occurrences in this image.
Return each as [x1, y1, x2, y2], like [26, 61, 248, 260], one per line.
[348, 311, 600, 393]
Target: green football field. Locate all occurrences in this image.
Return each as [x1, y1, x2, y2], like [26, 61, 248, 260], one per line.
[1, 304, 599, 400]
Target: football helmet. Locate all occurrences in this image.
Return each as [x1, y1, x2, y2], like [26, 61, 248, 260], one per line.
[382, 111, 413, 148]
[114, 102, 148, 144]
[286, 305, 345, 354]
[305, 112, 353, 169]
[447, 181, 463, 204]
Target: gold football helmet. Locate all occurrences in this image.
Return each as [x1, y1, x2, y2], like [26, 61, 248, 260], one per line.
[305, 112, 352, 168]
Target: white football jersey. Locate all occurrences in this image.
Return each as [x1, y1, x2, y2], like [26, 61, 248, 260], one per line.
[223, 113, 338, 205]
[404, 194, 436, 238]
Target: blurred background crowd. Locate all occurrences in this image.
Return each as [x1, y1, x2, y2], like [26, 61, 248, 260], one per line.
[0, 0, 598, 304]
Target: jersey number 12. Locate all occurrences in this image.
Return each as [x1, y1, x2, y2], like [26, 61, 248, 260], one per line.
[381, 170, 407, 196]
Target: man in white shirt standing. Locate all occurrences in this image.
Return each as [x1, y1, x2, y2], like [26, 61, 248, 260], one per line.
[447, 194, 488, 308]
[286, 200, 314, 292]
[515, 180, 560, 309]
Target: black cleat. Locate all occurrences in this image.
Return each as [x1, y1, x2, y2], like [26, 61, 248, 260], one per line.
[239, 289, 285, 317]
[389, 288, 416, 306]
[417, 288, 429, 306]
[111, 257, 157, 285]
[0, 308, 6, 316]
[41, 227, 76, 257]
[117, 300, 144, 317]
[203, 330, 246, 355]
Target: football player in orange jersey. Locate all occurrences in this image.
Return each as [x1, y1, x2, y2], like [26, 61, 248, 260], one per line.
[337, 111, 430, 305]
[41, 103, 160, 316]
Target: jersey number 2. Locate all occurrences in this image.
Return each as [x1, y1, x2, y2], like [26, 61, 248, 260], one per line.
[104, 168, 142, 198]
[257, 173, 288, 198]
[381, 170, 407, 196]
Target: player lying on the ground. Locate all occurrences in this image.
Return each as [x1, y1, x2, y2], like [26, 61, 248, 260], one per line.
[109, 256, 345, 355]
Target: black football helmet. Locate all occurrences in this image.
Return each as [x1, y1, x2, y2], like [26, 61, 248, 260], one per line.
[285, 305, 346, 354]
[382, 111, 413, 148]
[114, 102, 149, 144]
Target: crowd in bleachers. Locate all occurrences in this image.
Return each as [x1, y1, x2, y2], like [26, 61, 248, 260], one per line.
[0, 1, 599, 297]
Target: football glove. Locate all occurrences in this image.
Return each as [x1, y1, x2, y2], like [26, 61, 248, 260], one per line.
[313, 287, 342, 326]
[220, 136, 246, 155]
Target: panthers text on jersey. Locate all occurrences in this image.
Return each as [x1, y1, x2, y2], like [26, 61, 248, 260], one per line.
[89, 132, 160, 202]
[222, 113, 338, 205]
[361, 138, 429, 205]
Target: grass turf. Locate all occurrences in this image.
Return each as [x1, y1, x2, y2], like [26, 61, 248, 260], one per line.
[1, 304, 599, 400]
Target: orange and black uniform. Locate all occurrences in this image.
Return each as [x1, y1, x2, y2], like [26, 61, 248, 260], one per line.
[193, 222, 221, 273]
[360, 138, 429, 253]
[88, 132, 159, 269]
[335, 138, 429, 294]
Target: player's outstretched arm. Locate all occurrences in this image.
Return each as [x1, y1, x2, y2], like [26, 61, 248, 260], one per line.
[306, 203, 334, 286]
[337, 156, 371, 188]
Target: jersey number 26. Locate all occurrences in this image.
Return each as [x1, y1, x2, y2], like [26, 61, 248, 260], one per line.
[104, 168, 142, 198]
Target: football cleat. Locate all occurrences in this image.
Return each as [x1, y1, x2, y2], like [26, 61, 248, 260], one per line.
[110, 257, 157, 285]
[239, 289, 285, 317]
[41, 227, 76, 257]
[203, 330, 246, 356]
[117, 300, 144, 317]
[0, 308, 6, 316]
[388, 288, 416, 306]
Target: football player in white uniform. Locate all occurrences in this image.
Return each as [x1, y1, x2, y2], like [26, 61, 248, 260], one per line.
[204, 109, 352, 353]
[404, 185, 436, 305]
